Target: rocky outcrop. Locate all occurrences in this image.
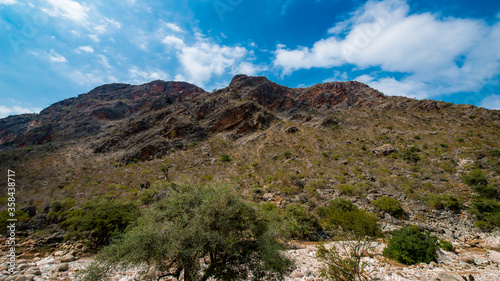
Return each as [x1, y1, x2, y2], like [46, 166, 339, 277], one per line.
[1, 74, 498, 160]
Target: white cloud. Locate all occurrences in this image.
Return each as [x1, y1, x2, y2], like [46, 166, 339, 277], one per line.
[43, 0, 88, 22]
[76, 46, 94, 53]
[48, 51, 67, 62]
[166, 22, 184, 33]
[0, 105, 41, 118]
[128, 67, 169, 84]
[0, 0, 17, 5]
[161, 35, 257, 86]
[479, 94, 500, 110]
[88, 34, 100, 42]
[162, 35, 185, 48]
[273, 0, 500, 99]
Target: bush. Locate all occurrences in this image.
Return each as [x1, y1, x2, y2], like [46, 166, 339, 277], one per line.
[46, 199, 76, 223]
[427, 194, 462, 211]
[383, 226, 438, 265]
[402, 146, 421, 162]
[1, 210, 29, 233]
[438, 239, 455, 252]
[473, 184, 500, 200]
[220, 154, 231, 162]
[62, 198, 139, 247]
[469, 198, 500, 228]
[80, 183, 294, 281]
[318, 198, 380, 237]
[317, 242, 371, 281]
[463, 169, 488, 189]
[371, 196, 405, 219]
[284, 203, 320, 239]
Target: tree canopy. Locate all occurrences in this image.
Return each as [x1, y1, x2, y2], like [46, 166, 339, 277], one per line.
[80, 183, 294, 281]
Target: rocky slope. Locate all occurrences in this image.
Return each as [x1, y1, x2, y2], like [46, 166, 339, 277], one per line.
[1, 75, 497, 161]
[0, 74, 499, 280]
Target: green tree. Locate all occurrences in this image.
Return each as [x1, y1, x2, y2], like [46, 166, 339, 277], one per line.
[80, 183, 294, 281]
[62, 198, 139, 247]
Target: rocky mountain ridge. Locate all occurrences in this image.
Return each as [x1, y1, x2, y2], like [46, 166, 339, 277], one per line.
[1, 75, 497, 162]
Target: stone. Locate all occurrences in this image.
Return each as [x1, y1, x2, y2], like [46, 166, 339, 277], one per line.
[36, 256, 56, 266]
[430, 273, 461, 281]
[461, 255, 475, 264]
[293, 271, 304, 278]
[371, 144, 396, 156]
[50, 272, 59, 279]
[14, 276, 27, 281]
[16, 264, 29, 271]
[60, 254, 76, 263]
[58, 263, 69, 272]
[53, 250, 65, 257]
[437, 248, 456, 264]
[487, 250, 500, 264]
[24, 268, 41, 275]
[23, 275, 34, 281]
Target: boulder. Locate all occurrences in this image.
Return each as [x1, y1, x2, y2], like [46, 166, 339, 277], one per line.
[371, 144, 396, 156]
[60, 253, 76, 263]
[487, 250, 500, 264]
[58, 263, 69, 272]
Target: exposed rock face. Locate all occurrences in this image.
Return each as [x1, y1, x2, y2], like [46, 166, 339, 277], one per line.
[1, 74, 498, 162]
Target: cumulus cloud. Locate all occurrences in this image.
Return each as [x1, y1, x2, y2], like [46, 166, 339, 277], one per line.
[0, 105, 41, 118]
[128, 67, 169, 84]
[48, 51, 67, 62]
[479, 94, 500, 110]
[76, 46, 94, 53]
[273, 0, 500, 99]
[162, 36, 258, 86]
[43, 0, 88, 22]
[166, 22, 184, 33]
[0, 0, 17, 5]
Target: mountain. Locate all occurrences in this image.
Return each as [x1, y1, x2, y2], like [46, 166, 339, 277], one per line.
[1, 75, 499, 261]
[1, 74, 496, 162]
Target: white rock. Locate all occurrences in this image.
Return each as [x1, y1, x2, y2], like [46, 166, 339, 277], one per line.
[36, 256, 56, 266]
[487, 250, 500, 264]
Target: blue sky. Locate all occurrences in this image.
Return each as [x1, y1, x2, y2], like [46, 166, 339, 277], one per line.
[1, 0, 500, 118]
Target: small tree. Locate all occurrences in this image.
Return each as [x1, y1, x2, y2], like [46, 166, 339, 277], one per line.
[79, 183, 294, 281]
[63, 198, 139, 247]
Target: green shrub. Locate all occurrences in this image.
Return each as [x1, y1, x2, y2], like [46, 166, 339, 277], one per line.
[438, 239, 455, 252]
[371, 196, 405, 219]
[80, 183, 293, 281]
[0, 210, 29, 233]
[469, 198, 500, 228]
[62, 198, 139, 247]
[283, 150, 292, 159]
[463, 169, 488, 189]
[220, 154, 231, 162]
[383, 226, 438, 265]
[473, 184, 500, 199]
[284, 203, 319, 239]
[318, 198, 380, 237]
[427, 194, 462, 211]
[402, 146, 421, 162]
[47, 199, 76, 223]
[490, 149, 500, 158]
